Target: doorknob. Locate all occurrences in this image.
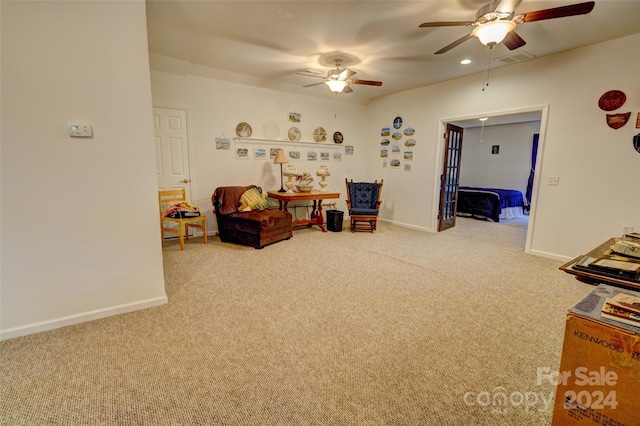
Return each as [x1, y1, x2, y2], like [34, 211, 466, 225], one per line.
[179, 179, 190, 184]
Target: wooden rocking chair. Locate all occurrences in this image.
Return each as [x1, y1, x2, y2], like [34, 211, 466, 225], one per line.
[345, 178, 383, 233]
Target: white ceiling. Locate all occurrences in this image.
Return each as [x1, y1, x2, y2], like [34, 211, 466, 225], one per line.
[146, 0, 640, 103]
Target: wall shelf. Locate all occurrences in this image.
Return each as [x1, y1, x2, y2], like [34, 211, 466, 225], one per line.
[233, 137, 344, 149]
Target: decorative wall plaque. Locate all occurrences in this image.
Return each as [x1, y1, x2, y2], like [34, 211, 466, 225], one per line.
[598, 90, 626, 111]
[606, 112, 631, 129]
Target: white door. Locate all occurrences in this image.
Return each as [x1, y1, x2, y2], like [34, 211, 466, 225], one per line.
[153, 106, 192, 198]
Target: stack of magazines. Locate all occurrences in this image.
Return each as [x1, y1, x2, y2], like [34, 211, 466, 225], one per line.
[612, 232, 640, 259]
[601, 293, 640, 327]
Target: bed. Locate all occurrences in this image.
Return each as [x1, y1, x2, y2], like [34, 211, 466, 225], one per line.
[456, 186, 528, 222]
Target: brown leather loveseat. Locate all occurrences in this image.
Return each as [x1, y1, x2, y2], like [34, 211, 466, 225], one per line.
[212, 185, 293, 249]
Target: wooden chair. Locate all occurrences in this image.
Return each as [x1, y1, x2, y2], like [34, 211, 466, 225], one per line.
[345, 178, 383, 233]
[159, 189, 207, 250]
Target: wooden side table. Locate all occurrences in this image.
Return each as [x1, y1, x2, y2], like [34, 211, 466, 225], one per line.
[267, 190, 340, 232]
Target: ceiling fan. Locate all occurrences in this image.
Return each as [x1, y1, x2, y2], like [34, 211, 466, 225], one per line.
[419, 0, 595, 54]
[296, 58, 382, 94]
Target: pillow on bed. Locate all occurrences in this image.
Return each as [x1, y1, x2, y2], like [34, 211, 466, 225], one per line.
[238, 187, 269, 211]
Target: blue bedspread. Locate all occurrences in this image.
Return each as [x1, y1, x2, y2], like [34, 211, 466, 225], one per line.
[457, 187, 525, 222]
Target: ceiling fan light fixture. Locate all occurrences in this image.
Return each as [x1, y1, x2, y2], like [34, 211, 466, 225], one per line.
[472, 20, 516, 46]
[325, 80, 348, 93]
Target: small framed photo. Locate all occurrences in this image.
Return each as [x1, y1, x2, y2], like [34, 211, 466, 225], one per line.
[269, 147, 279, 159]
[288, 150, 301, 161]
[289, 112, 301, 122]
[253, 148, 267, 160]
[215, 137, 231, 150]
[491, 145, 500, 155]
[235, 147, 249, 159]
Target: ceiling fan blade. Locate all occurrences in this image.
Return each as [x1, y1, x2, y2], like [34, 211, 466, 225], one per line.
[434, 33, 474, 54]
[348, 79, 383, 86]
[419, 21, 474, 28]
[515, 1, 595, 23]
[496, 0, 523, 14]
[343, 85, 354, 94]
[296, 71, 326, 79]
[338, 69, 356, 80]
[303, 82, 326, 88]
[502, 31, 526, 50]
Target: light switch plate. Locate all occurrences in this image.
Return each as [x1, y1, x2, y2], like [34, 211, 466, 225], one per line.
[548, 176, 560, 186]
[68, 122, 93, 138]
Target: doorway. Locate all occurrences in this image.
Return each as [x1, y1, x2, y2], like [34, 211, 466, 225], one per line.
[434, 106, 549, 254]
[153, 106, 193, 198]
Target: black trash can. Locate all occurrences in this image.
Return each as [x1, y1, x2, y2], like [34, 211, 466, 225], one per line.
[326, 210, 344, 232]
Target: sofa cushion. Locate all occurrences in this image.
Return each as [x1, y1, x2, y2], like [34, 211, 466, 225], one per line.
[220, 209, 291, 233]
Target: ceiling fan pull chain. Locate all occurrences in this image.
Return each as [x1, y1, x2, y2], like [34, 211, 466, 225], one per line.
[482, 46, 494, 92]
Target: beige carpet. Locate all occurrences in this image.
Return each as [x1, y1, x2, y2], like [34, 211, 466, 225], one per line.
[0, 217, 592, 425]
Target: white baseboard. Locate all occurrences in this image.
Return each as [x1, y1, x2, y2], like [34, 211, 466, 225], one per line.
[379, 218, 432, 233]
[0, 296, 168, 341]
[528, 249, 572, 262]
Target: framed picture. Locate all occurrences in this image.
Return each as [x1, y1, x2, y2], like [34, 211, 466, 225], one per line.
[288, 150, 301, 161]
[269, 147, 279, 159]
[235, 147, 249, 159]
[289, 112, 301, 122]
[253, 148, 267, 160]
[492, 145, 500, 155]
[215, 137, 231, 150]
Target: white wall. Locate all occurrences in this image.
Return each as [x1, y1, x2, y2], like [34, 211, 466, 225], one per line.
[367, 33, 640, 259]
[460, 121, 541, 195]
[150, 55, 368, 227]
[0, 1, 167, 339]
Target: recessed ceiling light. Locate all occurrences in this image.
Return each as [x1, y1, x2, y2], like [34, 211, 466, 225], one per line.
[460, 59, 472, 65]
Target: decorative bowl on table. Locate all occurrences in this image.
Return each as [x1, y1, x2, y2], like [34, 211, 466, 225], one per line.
[296, 184, 314, 192]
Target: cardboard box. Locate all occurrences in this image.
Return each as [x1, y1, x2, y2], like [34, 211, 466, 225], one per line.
[552, 284, 640, 425]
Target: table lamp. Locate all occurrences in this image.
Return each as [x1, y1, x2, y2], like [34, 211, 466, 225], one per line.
[273, 149, 288, 192]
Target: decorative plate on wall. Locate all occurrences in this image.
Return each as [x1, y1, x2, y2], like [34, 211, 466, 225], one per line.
[333, 131, 344, 144]
[598, 90, 626, 111]
[392, 132, 403, 140]
[313, 127, 327, 142]
[393, 116, 403, 129]
[236, 122, 252, 137]
[288, 127, 301, 141]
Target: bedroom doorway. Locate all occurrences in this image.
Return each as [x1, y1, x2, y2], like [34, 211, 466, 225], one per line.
[437, 124, 464, 231]
[435, 106, 548, 254]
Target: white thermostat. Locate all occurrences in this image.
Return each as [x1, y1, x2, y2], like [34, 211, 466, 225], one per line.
[68, 122, 93, 138]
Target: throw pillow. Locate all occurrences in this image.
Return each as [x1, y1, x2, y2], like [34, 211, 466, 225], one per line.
[239, 187, 269, 211]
